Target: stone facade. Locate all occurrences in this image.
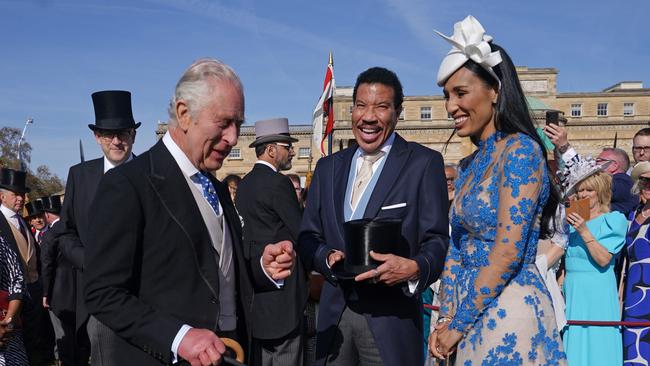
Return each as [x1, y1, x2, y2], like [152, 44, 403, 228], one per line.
[155, 67, 650, 182]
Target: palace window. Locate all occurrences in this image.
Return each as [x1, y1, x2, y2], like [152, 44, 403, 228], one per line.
[624, 103, 635, 116]
[420, 106, 432, 120]
[228, 148, 241, 159]
[597, 103, 608, 116]
[570, 104, 582, 117]
[298, 147, 311, 158]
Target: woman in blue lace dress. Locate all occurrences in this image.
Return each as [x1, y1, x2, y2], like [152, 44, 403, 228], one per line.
[428, 16, 566, 365]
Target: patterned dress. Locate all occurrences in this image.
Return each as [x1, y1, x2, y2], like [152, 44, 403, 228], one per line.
[623, 209, 650, 366]
[438, 132, 566, 365]
[0, 234, 28, 365]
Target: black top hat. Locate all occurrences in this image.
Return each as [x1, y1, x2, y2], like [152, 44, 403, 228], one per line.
[0, 168, 30, 194]
[332, 218, 404, 279]
[88, 90, 141, 131]
[25, 200, 44, 217]
[40, 195, 62, 215]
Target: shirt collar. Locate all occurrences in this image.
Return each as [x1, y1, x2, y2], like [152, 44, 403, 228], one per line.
[354, 132, 396, 159]
[104, 154, 134, 173]
[163, 132, 200, 178]
[255, 160, 278, 172]
[0, 204, 17, 219]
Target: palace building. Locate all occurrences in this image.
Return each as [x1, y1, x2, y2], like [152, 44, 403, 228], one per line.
[155, 67, 650, 183]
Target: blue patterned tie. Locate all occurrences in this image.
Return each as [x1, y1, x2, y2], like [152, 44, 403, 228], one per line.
[191, 172, 221, 216]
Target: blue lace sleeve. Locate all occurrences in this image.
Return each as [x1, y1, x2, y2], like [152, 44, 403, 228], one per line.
[449, 136, 544, 334]
[438, 238, 461, 318]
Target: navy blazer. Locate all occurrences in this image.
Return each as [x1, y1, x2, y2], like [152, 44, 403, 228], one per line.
[299, 134, 449, 366]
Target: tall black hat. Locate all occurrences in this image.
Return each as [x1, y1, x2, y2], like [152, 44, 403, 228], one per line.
[331, 218, 405, 279]
[25, 200, 44, 217]
[88, 90, 141, 131]
[0, 168, 30, 194]
[41, 195, 62, 215]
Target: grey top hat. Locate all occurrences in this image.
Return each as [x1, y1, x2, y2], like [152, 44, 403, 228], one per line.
[249, 118, 299, 148]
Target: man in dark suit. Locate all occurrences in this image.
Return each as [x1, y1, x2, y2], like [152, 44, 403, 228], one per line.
[0, 168, 55, 365]
[299, 67, 449, 366]
[41, 195, 87, 366]
[236, 118, 308, 365]
[83, 58, 296, 366]
[57, 90, 140, 364]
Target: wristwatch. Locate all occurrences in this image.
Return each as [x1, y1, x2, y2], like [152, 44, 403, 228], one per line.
[558, 143, 570, 154]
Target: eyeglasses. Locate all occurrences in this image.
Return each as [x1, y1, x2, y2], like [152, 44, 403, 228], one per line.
[274, 143, 294, 151]
[633, 146, 650, 153]
[97, 129, 133, 141]
[595, 158, 615, 165]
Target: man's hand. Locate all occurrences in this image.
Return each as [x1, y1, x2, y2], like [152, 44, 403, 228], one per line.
[177, 328, 226, 366]
[543, 123, 569, 149]
[43, 297, 49, 309]
[327, 250, 345, 268]
[262, 240, 295, 281]
[354, 251, 419, 285]
[0, 317, 15, 347]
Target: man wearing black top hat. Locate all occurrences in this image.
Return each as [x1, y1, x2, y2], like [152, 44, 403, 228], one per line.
[299, 67, 449, 366]
[236, 118, 308, 366]
[57, 90, 139, 365]
[25, 199, 47, 243]
[41, 195, 84, 366]
[0, 168, 56, 365]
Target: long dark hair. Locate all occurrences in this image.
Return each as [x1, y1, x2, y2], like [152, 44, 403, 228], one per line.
[450, 43, 560, 238]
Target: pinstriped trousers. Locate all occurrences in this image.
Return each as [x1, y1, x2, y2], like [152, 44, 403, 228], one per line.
[87, 316, 122, 366]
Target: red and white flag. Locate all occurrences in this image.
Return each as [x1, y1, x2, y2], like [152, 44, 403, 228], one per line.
[312, 53, 335, 156]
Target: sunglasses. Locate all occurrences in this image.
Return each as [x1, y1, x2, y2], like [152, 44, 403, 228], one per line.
[639, 176, 650, 185]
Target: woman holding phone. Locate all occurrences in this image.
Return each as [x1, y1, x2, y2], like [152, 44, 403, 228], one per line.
[562, 156, 627, 366]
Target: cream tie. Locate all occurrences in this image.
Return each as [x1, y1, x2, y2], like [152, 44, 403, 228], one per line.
[351, 151, 385, 209]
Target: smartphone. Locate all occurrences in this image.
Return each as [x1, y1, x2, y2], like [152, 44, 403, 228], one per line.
[546, 111, 559, 126]
[566, 198, 590, 221]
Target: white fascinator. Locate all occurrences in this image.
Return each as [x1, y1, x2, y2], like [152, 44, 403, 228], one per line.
[434, 15, 502, 88]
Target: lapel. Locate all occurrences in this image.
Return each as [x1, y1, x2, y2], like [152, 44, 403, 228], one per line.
[145, 141, 220, 293]
[85, 158, 104, 192]
[333, 149, 356, 234]
[364, 134, 411, 219]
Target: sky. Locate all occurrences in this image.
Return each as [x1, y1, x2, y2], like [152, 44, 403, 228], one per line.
[1, 0, 649, 179]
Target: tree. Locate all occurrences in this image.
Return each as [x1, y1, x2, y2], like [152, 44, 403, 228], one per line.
[0, 126, 64, 198]
[0, 126, 31, 169]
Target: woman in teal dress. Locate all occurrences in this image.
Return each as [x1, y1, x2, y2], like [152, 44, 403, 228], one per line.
[562, 156, 627, 366]
[428, 15, 566, 365]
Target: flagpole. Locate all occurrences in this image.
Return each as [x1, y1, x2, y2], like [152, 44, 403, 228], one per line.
[16, 117, 34, 171]
[327, 51, 334, 156]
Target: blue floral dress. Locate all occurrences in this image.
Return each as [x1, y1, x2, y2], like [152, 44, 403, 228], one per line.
[621, 209, 650, 365]
[438, 132, 566, 365]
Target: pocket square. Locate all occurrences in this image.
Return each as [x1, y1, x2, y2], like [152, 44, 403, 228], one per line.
[381, 202, 407, 210]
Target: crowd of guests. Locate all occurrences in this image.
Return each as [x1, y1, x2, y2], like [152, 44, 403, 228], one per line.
[0, 13, 648, 366]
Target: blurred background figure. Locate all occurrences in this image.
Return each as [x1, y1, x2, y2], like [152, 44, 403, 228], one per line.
[223, 174, 242, 203]
[24, 200, 46, 244]
[444, 163, 457, 205]
[286, 174, 304, 210]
